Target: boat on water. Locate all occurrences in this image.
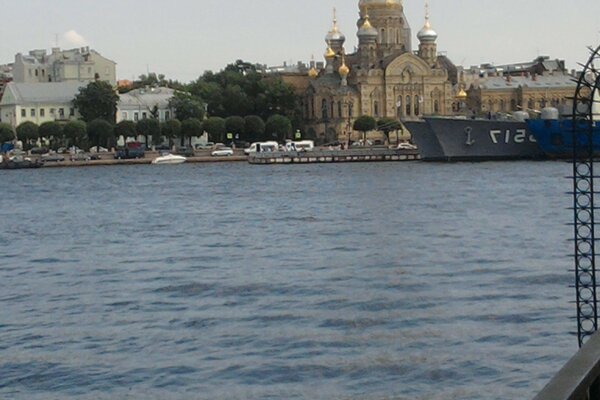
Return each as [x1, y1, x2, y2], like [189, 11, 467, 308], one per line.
[151, 152, 187, 165]
[0, 152, 43, 169]
[526, 107, 600, 158]
[403, 113, 546, 161]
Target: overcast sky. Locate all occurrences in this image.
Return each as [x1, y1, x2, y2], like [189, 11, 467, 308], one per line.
[1, 0, 599, 83]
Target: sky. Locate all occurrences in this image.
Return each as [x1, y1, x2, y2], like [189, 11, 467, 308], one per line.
[1, 0, 600, 83]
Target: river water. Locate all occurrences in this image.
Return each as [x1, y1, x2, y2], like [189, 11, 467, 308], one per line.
[0, 161, 576, 399]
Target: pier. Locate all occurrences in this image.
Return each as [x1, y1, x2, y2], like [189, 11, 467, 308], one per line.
[247, 148, 420, 165]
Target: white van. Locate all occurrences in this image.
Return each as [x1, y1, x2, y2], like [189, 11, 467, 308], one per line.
[244, 141, 280, 154]
[285, 140, 314, 152]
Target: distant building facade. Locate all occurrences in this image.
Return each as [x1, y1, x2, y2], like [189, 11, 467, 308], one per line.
[117, 87, 176, 123]
[12, 47, 116, 85]
[0, 81, 84, 127]
[278, 1, 580, 143]
[462, 57, 577, 115]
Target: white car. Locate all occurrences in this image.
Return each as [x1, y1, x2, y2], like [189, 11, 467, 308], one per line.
[396, 142, 418, 150]
[211, 147, 234, 157]
[89, 146, 109, 153]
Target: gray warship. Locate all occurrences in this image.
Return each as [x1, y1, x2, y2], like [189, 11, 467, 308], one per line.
[403, 115, 546, 161]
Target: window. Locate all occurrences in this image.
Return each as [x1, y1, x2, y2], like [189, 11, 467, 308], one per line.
[59, 108, 65, 118]
[405, 96, 411, 116]
[121, 112, 128, 120]
[31, 109, 36, 117]
[35, 70, 38, 77]
[338, 101, 342, 119]
[414, 96, 420, 116]
[21, 109, 26, 117]
[142, 112, 147, 119]
[134, 112, 139, 122]
[50, 108, 55, 115]
[348, 102, 353, 118]
[40, 109, 45, 117]
[434, 100, 440, 114]
[374, 101, 379, 117]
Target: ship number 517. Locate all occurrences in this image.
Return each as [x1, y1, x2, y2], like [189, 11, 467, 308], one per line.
[490, 129, 536, 144]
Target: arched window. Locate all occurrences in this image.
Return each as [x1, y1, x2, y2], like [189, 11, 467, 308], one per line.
[510, 99, 517, 111]
[406, 95, 412, 116]
[434, 100, 440, 114]
[414, 95, 420, 116]
[348, 102, 354, 118]
[321, 99, 328, 120]
[338, 101, 342, 119]
[374, 101, 379, 117]
[331, 100, 335, 118]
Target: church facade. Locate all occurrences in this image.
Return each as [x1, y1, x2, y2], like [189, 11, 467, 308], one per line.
[298, 0, 458, 143]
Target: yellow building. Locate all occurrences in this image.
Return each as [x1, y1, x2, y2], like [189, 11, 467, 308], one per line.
[301, 0, 458, 143]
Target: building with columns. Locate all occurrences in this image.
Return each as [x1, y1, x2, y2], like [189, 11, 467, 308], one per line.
[298, 0, 458, 143]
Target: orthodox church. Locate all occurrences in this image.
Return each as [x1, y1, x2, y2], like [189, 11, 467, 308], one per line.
[301, 0, 458, 142]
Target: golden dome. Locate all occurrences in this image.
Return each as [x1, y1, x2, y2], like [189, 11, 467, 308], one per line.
[324, 46, 336, 59]
[339, 62, 350, 77]
[456, 88, 468, 99]
[308, 67, 319, 79]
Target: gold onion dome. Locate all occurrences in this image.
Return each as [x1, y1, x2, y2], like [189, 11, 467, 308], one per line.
[456, 88, 468, 99]
[339, 60, 350, 77]
[324, 46, 336, 59]
[308, 67, 319, 79]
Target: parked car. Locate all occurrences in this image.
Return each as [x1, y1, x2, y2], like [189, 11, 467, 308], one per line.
[211, 146, 234, 157]
[155, 144, 171, 151]
[89, 146, 108, 153]
[115, 146, 146, 160]
[70, 152, 92, 162]
[194, 142, 214, 150]
[175, 146, 195, 157]
[41, 153, 65, 162]
[30, 147, 49, 155]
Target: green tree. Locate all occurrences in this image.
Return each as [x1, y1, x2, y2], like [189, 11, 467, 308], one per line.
[0, 123, 15, 144]
[63, 120, 87, 148]
[180, 118, 203, 147]
[222, 85, 253, 117]
[168, 92, 205, 121]
[16, 121, 39, 149]
[265, 114, 292, 141]
[202, 117, 226, 143]
[73, 81, 119, 123]
[161, 119, 181, 148]
[87, 119, 114, 150]
[137, 118, 161, 148]
[244, 115, 265, 142]
[114, 120, 137, 145]
[377, 117, 402, 144]
[353, 115, 377, 144]
[39, 121, 63, 149]
[225, 116, 245, 142]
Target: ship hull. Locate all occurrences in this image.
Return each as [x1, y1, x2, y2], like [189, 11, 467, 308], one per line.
[404, 118, 546, 161]
[526, 119, 600, 158]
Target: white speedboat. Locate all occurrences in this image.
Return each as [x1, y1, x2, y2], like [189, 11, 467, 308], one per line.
[151, 153, 187, 165]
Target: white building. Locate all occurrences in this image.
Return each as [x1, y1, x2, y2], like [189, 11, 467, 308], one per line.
[117, 87, 176, 123]
[0, 81, 84, 127]
[13, 47, 116, 86]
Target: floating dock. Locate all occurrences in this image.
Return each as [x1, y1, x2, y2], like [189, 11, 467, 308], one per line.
[247, 148, 420, 165]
